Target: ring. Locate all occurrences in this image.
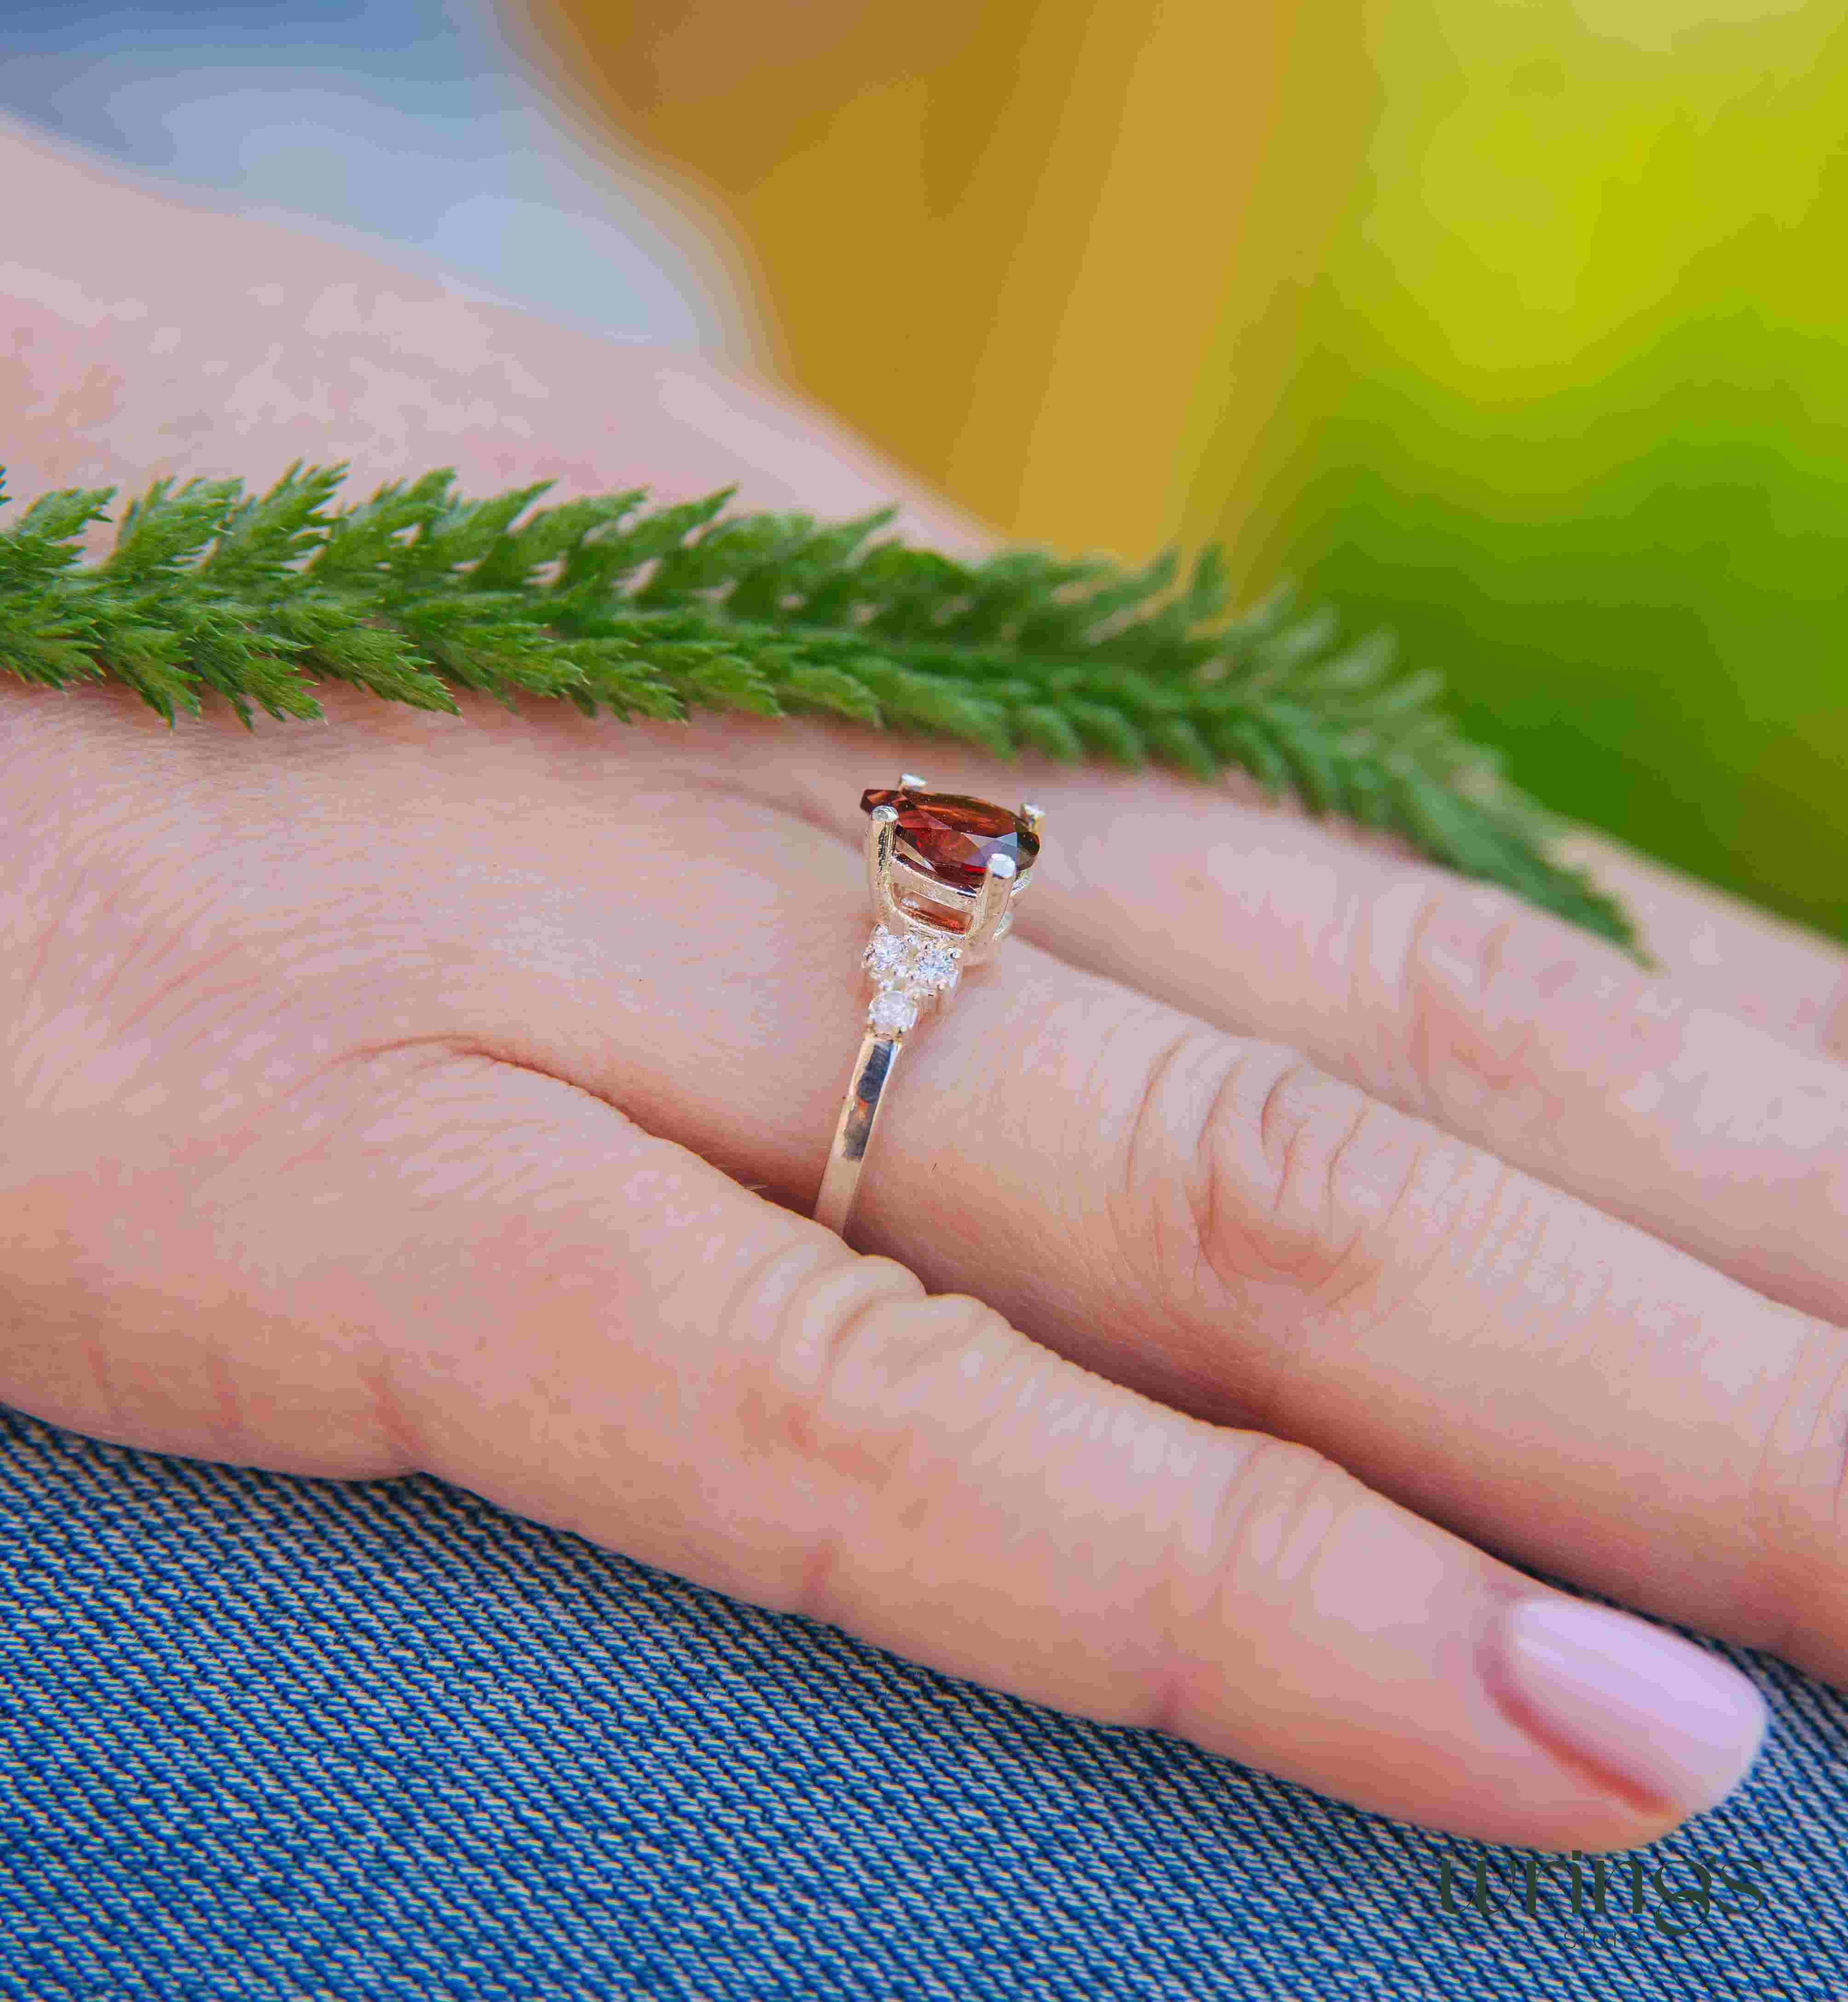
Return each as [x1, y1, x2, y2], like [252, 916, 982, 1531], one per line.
[813, 774, 1044, 1238]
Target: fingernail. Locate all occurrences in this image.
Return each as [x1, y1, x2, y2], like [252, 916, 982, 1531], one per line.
[1495, 1597, 1768, 1813]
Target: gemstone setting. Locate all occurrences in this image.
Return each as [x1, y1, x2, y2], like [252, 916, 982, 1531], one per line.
[860, 787, 1040, 891]
[861, 924, 963, 1037]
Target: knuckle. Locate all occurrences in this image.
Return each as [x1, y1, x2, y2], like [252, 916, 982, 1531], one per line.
[778, 1258, 1002, 1429]
[1147, 1434, 1366, 1732]
[1358, 877, 1575, 1140]
[1203, 1435, 1359, 1597]
[1119, 1028, 1442, 1322]
[732, 1246, 1012, 1616]
[1111, 1024, 1233, 1304]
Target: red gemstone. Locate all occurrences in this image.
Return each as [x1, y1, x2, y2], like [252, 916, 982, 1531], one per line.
[860, 787, 1040, 890]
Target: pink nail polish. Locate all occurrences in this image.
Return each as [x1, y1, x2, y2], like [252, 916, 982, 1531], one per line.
[1495, 1597, 1768, 1813]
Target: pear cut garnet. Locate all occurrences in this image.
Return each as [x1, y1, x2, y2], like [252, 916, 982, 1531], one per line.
[860, 787, 1039, 891]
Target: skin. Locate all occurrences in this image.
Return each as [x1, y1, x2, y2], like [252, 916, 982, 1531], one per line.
[5, 120, 1848, 1851]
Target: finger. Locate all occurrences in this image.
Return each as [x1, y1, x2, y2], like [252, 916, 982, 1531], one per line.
[0, 687, 1759, 1848]
[750, 723, 1848, 1328]
[12, 687, 1836, 1705]
[203, 1041, 1767, 1849]
[260, 699, 1840, 1695]
[1553, 826, 1848, 1057]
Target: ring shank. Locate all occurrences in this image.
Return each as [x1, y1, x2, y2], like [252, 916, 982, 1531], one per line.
[813, 1030, 905, 1238]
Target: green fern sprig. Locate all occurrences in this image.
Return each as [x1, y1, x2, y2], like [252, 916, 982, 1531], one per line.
[0, 462, 1633, 947]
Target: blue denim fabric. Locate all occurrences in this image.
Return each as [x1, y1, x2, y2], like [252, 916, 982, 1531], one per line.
[1, 1404, 1842, 2001]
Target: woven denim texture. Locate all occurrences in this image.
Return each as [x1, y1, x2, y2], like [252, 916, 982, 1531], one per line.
[1, 1405, 1842, 2002]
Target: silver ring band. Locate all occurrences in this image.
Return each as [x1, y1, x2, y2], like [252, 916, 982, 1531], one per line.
[814, 1029, 904, 1237]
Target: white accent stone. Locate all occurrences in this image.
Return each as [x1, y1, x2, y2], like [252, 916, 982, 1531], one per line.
[863, 924, 962, 997]
[869, 990, 919, 1034]
[910, 940, 960, 992]
[865, 926, 911, 977]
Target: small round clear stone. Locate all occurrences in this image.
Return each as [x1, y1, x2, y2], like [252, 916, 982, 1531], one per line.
[869, 990, 918, 1034]
[865, 927, 911, 976]
[910, 941, 959, 991]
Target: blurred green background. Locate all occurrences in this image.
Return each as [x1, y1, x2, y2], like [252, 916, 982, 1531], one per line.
[535, 0, 1848, 941]
[1233, 0, 1848, 942]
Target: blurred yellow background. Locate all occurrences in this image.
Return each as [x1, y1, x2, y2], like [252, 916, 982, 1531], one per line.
[529, 0, 1848, 941]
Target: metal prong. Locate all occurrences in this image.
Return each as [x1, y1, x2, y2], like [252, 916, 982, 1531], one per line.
[866, 805, 904, 927]
[1021, 802, 1044, 837]
[899, 772, 927, 790]
[965, 851, 1016, 955]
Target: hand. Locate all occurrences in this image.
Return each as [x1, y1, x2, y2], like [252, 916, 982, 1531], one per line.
[6, 119, 1847, 1853]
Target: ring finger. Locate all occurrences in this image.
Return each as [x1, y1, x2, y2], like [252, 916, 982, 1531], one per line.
[759, 723, 1848, 1331]
[222, 695, 1848, 1696]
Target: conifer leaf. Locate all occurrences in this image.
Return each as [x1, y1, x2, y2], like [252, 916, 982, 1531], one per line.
[1065, 699, 1148, 766]
[1149, 716, 1219, 783]
[0, 463, 1640, 948]
[1012, 704, 1087, 763]
[780, 663, 883, 723]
